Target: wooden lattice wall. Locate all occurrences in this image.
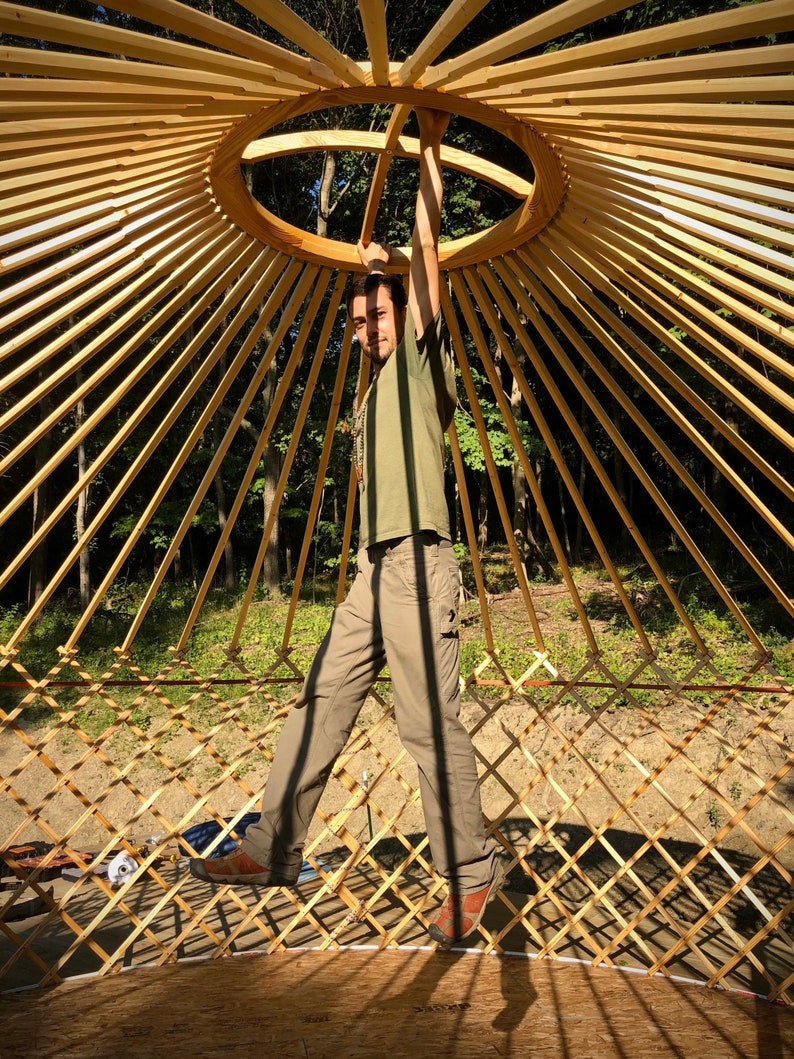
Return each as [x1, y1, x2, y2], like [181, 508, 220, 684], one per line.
[1, 0, 793, 1002]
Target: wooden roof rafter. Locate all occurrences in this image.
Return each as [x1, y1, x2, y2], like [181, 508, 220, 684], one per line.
[558, 141, 794, 207]
[0, 163, 212, 244]
[533, 120, 794, 164]
[357, 0, 391, 86]
[477, 74, 794, 108]
[0, 128, 228, 181]
[11, 250, 300, 651]
[555, 258, 794, 522]
[0, 171, 211, 264]
[444, 274, 603, 652]
[444, 278, 553, 653]
[182, 267, 342, 655]
[521, 238, 793, 632]
[0, 76, 277, 110]
[0, 5, 320, 93]
[504, 243, 775, 648]
[0, 46, 305, 100]
[478, 256, 709, 648]
[396, 0, 492, 87]
[0, 140, 222, 208]
[555, 204, 794, 393]
[458, 42, 794, 101]
[428, 0, 794, 91]
[360, 104, 413, 245]
[493, 101, 794, 124]
[545, 227, 794, 510]
[119, 256, 321, 653]
[565, 160, 794, 261]
[419, 0, 638, 89]
[0, 116, 236, 156]
[0, 206, 240, 432]
[567, 185, 794, 338]
[0, 238, 271, 626]
[237, 0, 367, 87]
[80, 0, 344, 88]
[563, 173, 794, 326]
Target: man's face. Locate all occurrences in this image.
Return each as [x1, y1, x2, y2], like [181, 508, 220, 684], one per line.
[351, 286, 407, 369]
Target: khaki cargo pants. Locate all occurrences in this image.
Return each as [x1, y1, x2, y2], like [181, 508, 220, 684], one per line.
[242, 531, 497, 893]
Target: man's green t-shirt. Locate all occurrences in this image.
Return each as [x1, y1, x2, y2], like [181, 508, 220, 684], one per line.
[354, 307, 456, 550]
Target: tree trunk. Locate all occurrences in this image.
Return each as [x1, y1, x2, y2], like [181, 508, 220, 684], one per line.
[316, 151, 335, 238]
[497, 340, 556, 581]
[261, 358, 281, 594]
[477, 468, 489, 552]
[514, 453, 557, 582]
[76, 392, 90, 610]
[510, 373, 527, 550]
[213, 352, 236, 592]
[213, 462, 236, 591]
[28, 380, 52, 611]
[574, 389, 588, 564]
[708, 406, 734, 564]
[609, 365, 631, 550]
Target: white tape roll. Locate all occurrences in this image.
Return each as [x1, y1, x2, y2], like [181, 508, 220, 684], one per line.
[107, 852, 138, 885]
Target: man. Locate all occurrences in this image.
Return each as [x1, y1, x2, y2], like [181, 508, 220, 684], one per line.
[190, 108, 503, 946]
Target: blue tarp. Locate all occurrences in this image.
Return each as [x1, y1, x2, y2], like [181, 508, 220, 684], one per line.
[178, 815, 322, 881]
[178, 813, 260, 857]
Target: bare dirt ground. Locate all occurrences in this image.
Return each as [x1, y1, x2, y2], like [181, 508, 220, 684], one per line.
[2, 583, 792, 893]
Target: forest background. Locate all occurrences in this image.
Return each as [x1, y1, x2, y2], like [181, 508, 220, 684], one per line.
[2, 0, 792, 682]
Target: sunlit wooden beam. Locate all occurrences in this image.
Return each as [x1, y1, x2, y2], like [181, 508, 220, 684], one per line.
[457, 43, 794, 100]
[473, 74, 794, 108]
[0, 3, 319, 92]
[75, 0, 343, 88]
[430, 0, 794, 91]
[422, 0, 636, 88]
[397, 0, 491, 86]
[358, 0, 391, 85]
[237, 0, 367, 86]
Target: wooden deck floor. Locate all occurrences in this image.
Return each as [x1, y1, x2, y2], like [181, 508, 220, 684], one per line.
[2, 947, 793, 1059]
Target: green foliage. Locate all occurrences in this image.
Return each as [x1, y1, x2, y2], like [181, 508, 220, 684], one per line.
[74, 699, 116, 740]
[453, 360, 545, 476]
[3, 550, 791, 741]
[454, 407, 515, 473]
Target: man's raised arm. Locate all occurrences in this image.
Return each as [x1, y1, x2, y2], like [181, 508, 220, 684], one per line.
[409, 108, 450, 340]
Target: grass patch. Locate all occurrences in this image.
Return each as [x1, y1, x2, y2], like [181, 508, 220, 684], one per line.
[2, 557, 791, 734]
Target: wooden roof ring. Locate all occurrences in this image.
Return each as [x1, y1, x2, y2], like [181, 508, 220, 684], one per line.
[213, 87, 566, 270]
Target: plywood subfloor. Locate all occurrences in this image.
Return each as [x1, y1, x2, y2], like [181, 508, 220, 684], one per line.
[1, 947, 792, 1059]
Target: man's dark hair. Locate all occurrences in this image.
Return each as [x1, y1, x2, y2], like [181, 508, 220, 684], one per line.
[346, 273, 407, 319]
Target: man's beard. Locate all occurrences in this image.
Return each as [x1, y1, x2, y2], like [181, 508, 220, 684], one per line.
[368, 339, 396, 366]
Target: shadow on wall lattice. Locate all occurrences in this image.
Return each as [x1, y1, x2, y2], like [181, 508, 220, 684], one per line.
[1, 0, 793, 1001]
